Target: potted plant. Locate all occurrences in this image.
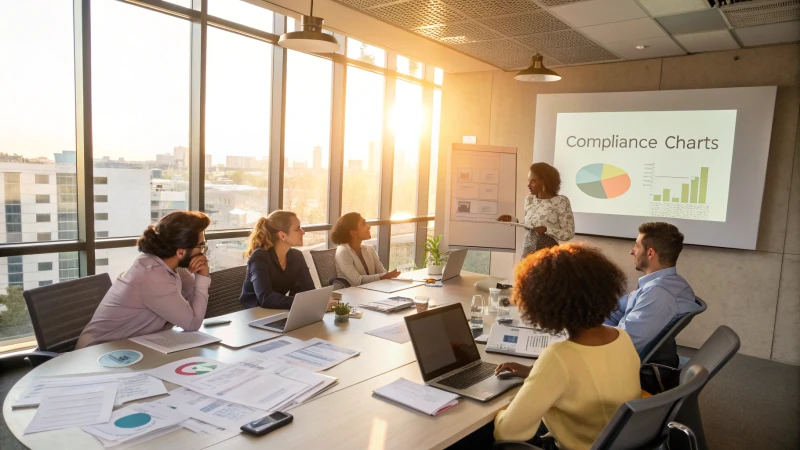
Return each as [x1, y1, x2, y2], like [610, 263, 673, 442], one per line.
[331, 302, 351, 323]
[424, 235, 449, 276]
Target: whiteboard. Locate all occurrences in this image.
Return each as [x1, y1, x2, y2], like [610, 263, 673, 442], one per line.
[445, 144, 517, 251]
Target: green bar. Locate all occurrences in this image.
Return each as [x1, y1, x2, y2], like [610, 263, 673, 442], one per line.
[672, 198, 679, 202]
[690, 177, 698, 203]
[681, 184, 689, 203]
[654, 195, 661, 201]
[663, 189, 670, 202]
[699, 167, 708, 204]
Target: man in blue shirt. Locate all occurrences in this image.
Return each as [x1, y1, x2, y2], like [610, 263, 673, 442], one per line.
[605, 222, 699, 359]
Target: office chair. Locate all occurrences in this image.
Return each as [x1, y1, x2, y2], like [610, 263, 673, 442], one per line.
[23, 273, 112, 366]
[493, 365, 709, 450]
[206, 265, 249, 318]
[309, 249, 351, 289]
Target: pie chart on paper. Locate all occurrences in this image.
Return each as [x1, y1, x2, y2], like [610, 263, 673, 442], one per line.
[576, 164, 631, 199]
[174, 361, 218, 376]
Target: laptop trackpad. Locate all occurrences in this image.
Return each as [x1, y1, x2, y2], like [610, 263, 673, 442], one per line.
[462, 376, 523, 401]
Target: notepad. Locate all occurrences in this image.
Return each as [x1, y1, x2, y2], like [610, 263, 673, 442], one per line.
[373, 378, 459, 416]
[130, 329, 221, 353]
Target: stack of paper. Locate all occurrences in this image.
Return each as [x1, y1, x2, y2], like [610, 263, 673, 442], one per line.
[359, 296, 414, 313]
[485, 324, 567, 358]
[373, 378, 459, 416]
[256, 338, 361, 372]
[24, 385, 118, 434]
[157, 388, 263, 431]
[81, 403, 187, 448]
[13, 372, 167, 408]
[130, 328, 221, 354]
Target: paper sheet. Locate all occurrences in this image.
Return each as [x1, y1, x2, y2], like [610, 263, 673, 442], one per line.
[373, 378, 459, 416]
[14, 373, 165, 408]
[514, 329, 567, 356]
[147, 357, 230, 388]
[357, 279, 425, 293]
[247, 336, 303, 356]
[264, 338, 361, 372]
[24, 384, 117, 434]
[82, 403, 187, 445]
[241, 358, 337, 410]
[130, 329, 221, 354]
[159, 388, 262, 431]
[365, 322, 410, 344]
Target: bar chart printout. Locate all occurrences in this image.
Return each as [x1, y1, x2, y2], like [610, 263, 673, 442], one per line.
[647, 165, 711, 220]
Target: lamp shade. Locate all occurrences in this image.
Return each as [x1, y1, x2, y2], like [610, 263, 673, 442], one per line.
[278, 15, 340, 53]
[514, 55, 561, 82]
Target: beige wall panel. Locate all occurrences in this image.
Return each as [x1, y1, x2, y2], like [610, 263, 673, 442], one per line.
[772, 254, 800, 365]
[785, 116, 800, 255]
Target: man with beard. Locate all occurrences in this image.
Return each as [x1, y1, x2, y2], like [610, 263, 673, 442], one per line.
[76, 211, 211, 348]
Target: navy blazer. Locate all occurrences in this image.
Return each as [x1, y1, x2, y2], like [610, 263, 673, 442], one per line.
[239, 247, 315, 309]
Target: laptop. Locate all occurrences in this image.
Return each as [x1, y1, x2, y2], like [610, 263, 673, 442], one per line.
[248, 285, 335, 333]
[400, 248, 469, 282]
[404, 303, 523, 402]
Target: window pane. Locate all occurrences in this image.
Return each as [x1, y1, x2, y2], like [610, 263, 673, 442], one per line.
[391, 80, 423, 218]
[397, 55, 423, 79]
[205, 27, 272, 230]
[95, 247, 140, 280]
[389, 223, 416, 270]
[429, 89, 442, 214]
[346, 38, 386, 68]
[208, 0, 274, 32]
[283, 51, 332, 225]
[92, 0, 190, 236]
[297, 231, 328, 252]
[434, 67, 444, 86]
[208, 238, 247, 272]
[342, 67, 384, 219]
[463, 250, 490, 275]
[0, 1, 77, 246]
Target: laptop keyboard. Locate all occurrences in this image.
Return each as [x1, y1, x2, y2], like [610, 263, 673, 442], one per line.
[438, 361, 498, 390]
[266, 318, 287, 331]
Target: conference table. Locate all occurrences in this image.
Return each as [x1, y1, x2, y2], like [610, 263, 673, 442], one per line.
[3, 270, 532, 449]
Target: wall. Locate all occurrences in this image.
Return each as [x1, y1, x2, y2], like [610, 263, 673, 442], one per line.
[436, 44, 800, 365]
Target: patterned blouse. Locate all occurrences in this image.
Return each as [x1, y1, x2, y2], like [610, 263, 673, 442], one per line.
[523, 194, 575, 242]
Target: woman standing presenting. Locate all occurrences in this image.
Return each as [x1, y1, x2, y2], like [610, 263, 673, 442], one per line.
[499, 162, 575, 257]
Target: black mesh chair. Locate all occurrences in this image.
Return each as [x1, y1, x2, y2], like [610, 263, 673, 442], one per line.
[493, 365, 710, 450]
[309, 249, 351, 289]
[23, 273, 112, 366]
[206, 265, 248, 318]
[640, 297, 707, 393]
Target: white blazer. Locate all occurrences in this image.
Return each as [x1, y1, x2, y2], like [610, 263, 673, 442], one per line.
[335, 244, 387, 287]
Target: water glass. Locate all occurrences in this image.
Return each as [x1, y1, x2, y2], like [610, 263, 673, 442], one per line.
[414, 296, 430, 313]
[496, 295, 512, 323]
[470, 295, 484, 329]
[488, 287, 500, 313]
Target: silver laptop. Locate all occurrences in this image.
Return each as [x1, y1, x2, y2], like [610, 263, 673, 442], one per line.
[404, 303, 523, 402]
[430, 248, 468, 281]
[248, 285, 335, 333]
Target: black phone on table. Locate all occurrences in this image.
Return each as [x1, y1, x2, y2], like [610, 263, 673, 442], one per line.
[240, 411, 293, 436]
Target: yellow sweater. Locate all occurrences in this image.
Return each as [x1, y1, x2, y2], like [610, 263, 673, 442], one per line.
[494, 329, 641, 450]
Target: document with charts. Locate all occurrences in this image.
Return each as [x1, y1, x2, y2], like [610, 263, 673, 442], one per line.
[259, 338, 361, 372]
[485, 324, 567, 358]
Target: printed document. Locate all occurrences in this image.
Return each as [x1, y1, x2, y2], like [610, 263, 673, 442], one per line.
[130, 329, 221, 353]
[247, 336, 303, 356]
[373, 378, 459, 416]
[147, 357, 230, 387]
[365, 322, 410, 344]
[14, 373, 166, 408]
[241, 358, 338, 410]
[24, 384, 117, 434]
[264, 338, 361, 371]
[515, 328, 567, 356]
[159, 387, 262, 431]
[82, 402, 186, 446]
[485, 325, 566, 358]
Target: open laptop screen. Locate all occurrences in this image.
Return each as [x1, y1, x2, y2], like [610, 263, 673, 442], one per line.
[404, 304, 480, 382]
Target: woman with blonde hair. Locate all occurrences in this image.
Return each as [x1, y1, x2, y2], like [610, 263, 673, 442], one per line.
[239, 210, 315, 309]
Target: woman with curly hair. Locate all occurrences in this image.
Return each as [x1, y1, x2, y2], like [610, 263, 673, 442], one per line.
[491, 243, 641, 450]
[497, 162, 575, 257]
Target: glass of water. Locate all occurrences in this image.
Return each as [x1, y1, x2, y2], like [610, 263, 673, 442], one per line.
[470, 294, 484, 329]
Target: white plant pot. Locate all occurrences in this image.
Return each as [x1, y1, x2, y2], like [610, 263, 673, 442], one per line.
[428, 264, 444, 275]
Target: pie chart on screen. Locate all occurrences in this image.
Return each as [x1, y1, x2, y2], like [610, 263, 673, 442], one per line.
[576, 164, 631, 199]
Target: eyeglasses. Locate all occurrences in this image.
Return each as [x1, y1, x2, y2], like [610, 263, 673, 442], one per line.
[195, 241, 208, 254]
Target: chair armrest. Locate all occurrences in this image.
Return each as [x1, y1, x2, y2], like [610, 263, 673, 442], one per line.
[26, 351, 60, 368]
[493, 441, 542, 450]
[668, 421, 699, 450]
[328, 277, 351, 289]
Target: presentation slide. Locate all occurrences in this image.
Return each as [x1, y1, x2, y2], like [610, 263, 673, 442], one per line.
[554, 110, 736, 223]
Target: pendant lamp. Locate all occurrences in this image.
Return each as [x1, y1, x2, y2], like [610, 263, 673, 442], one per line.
[278, 0, 340, 53]
[515, 54, 561, 82]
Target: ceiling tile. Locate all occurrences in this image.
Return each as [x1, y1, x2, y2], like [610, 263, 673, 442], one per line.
[415, 22, 502, 43]
[516, 29, 595, 50]
[638, 0, 708, 17]
[367, 0, 465, 29]
[335, 0, 398, 10]
[603, 35, 686, 59]
[546, 43, 622, 64]
[443, 0, 539, 19]
[479, 10, 570, 36]
[449, 39, 538, 69]
[734, 20, 800, 47]
[722, 1, 800, 28]
[538, 0, 585, 6]
[674, 30, 741, 53]
[549, 0, 648, 28]
[580, 17, 666, 43]
[655, 9, 728, 35]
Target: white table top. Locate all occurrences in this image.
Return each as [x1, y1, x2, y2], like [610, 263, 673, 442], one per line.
[3, 271, 529, 449]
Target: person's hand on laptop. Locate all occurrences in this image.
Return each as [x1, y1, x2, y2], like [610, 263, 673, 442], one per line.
[380, 269, 401, 280]
[495, 362, 531, 378]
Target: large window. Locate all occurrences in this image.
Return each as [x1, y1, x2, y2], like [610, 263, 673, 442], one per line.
[283, 50, 333, 226]
[429, 89, 442, 215]
[209, 0, 274, 32]
[91, 0, 190, 235]
[391, 80, 423, 218]
[205, 27, 272, 230]
[341, 67, 385, 219]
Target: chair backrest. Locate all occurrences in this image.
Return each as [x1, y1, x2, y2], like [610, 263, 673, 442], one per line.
[641, 297, 708, 366]
[592, 365, 709, 450]
[680, 325, 740, 384]
[206, 265, 248, 318]
[23, 273, 112, 353]
[310, 249, 338, 287]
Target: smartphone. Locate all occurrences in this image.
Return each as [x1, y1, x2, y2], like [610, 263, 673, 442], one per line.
[240, 412, 293, 436]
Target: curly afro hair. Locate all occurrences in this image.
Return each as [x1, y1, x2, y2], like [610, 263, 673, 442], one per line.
[512, 243, 626, 334]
